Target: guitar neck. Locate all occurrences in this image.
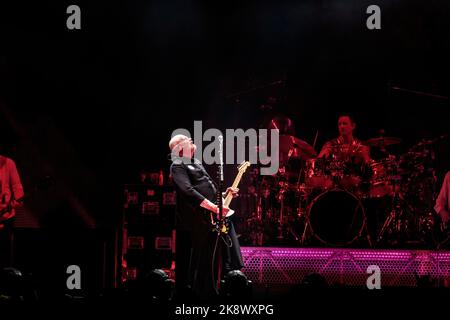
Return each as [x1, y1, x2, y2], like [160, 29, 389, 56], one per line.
[223, 170, 245, 207]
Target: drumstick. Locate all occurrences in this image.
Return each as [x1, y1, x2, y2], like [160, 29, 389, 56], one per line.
[298, 131, 319, 187]
[312, 130, 319, 150]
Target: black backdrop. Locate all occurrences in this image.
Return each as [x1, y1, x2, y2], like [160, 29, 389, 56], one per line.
[0, 0, 449, 228]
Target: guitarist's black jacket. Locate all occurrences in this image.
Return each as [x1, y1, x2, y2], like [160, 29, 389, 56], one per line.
[170, 156, 244, 299]
[170, 157, 217, 231]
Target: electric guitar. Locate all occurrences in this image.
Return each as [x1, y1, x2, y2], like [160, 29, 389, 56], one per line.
[210, 161, 251, 231]
[0, 176, 54, 226]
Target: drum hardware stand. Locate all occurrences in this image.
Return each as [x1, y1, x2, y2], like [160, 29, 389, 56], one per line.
[285, 223, 301, 243]
[294, 193, 307, 245]
[248, 190, 265, 246]
[290, 164, 307, 244]
[301, 220, 310, 245]
[348, 194, 373, 247]
[276, 187, 286, 240]
[377, 209, 398, 243]
[275, 186, 302, 242]
[363, 216, 373, 248]
[437, 233, 450, 249]
[376, 167, 403, 244]
[300, 195, 314, 246]
[290, 162, 312, 245]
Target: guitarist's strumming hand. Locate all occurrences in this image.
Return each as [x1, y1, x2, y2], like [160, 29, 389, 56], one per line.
[200, 199, 235, 219]
[219, 205, 234, 219]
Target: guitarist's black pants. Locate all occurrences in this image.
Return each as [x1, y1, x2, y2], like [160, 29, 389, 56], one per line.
[0, 219, 14, 268]
[176, 220, 244, 300]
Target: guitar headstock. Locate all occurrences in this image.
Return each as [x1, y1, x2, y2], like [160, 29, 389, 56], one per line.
[238, 161, 251, 173]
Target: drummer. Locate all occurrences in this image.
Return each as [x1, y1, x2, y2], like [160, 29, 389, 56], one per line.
[318, 114, 371, 165]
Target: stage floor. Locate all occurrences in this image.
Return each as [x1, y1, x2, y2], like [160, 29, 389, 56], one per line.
[241, 246, 450, 288]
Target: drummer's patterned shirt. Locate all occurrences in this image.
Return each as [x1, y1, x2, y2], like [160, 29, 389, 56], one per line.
[319, 137, 370, 163]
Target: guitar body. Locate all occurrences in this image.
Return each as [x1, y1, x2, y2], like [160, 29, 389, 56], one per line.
[211, 161, 251, 234]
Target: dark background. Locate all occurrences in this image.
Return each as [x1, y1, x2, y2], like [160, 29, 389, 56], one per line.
[0, 0, 449, 285]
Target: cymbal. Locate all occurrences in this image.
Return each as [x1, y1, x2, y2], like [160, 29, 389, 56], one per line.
[279, 134, 317, 160]
[265, 115, 296, 136]
[410, 134, 449, 149]
[363, 137, 402, 147]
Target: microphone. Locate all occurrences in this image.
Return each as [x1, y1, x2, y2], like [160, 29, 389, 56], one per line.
[218, 135, 224, 182]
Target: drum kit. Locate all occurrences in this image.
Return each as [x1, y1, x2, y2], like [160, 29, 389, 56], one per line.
[240, 116, 443, 248]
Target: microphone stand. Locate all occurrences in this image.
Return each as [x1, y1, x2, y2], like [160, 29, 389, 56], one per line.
[213, 135, 224, 294]
[217, 135, 224, 233]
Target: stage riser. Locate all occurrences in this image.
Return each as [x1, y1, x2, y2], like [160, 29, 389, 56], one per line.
[241, 247, 450, 287]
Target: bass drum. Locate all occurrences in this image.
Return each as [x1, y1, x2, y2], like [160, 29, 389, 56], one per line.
[308, 189, 366, 246]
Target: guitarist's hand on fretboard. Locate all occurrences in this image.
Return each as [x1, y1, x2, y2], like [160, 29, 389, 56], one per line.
[224, 187, 239, 198]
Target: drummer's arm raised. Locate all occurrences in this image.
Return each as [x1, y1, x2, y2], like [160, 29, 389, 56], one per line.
[318, 142, 332, 158]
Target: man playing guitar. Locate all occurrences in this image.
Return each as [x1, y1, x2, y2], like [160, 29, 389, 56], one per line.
[0, 155, 24, 268]
[169, 134, 244, 300]
[0, 155, 24, 227]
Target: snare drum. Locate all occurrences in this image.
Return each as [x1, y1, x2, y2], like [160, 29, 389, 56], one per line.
[305, 158, 333, 190]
